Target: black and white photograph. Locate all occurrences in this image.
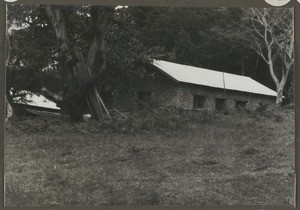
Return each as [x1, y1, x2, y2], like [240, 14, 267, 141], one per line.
[4, 3, 295, 206]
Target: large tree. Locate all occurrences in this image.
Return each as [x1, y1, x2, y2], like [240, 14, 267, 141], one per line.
[242, 8, 294, 105]
[7, 5, 152, 121]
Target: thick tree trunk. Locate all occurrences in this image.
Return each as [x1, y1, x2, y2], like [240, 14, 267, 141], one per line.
[6, 29, 13, 120]
[45, 6, 111, 122]
[5, 96, 13, 120]
[5, 90, 20, 118]
[45, 6, 82, 121]
[276, 85, 284, 106]
[41, 87, 85, 122]
[267, 59, 284, 107]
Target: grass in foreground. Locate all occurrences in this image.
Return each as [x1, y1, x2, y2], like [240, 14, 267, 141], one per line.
[4, 107, 295, 206]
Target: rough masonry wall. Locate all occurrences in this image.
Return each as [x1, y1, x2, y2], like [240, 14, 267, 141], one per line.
[112, 70, 276, 112]
[113, 75, 179, 112]
[175, 83, 276, 111]
[136, 76, 178, 108]
[226, 99, 236, 110]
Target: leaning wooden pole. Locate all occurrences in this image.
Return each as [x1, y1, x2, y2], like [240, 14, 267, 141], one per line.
[95, 89, 111, 118]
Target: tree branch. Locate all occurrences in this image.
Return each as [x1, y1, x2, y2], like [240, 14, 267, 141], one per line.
[45, 6, 70, 52]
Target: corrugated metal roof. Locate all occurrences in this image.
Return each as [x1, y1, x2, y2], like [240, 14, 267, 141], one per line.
[152, 59, 277, 97]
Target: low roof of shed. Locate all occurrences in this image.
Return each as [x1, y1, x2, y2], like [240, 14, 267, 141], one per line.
[152, 59, 277, 97]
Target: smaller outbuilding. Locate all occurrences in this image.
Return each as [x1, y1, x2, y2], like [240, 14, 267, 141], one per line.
[112, 59, 277, 112]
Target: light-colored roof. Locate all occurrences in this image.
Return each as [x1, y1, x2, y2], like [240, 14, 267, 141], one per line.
[14, 91, 60, 110]
[152, 59, 277, 97]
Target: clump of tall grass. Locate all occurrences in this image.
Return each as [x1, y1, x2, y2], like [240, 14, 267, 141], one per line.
[6, 105, 293, 136]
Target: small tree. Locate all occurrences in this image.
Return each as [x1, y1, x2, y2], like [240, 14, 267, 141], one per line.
[243, 8, 294, 106]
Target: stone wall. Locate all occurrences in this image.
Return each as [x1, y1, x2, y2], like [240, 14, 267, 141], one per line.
[175, 83, 276, 111]
[226, 99, 236, 111]
[112, 74, 178, 112]
[112, 74, 276, 112]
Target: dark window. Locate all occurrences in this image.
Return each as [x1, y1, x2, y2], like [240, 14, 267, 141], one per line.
[215, 98, 226, 110]
[137, 91, 151, 109]
[235, 100, 247, 109]
[257, 102, 268, 112]
[193, 95, 206, 109]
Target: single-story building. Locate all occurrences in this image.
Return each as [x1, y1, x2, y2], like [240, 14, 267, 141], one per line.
[112, 59, 278, 112]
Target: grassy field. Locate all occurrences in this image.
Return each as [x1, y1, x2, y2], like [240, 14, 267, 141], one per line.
[4, 107, 295, 206]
